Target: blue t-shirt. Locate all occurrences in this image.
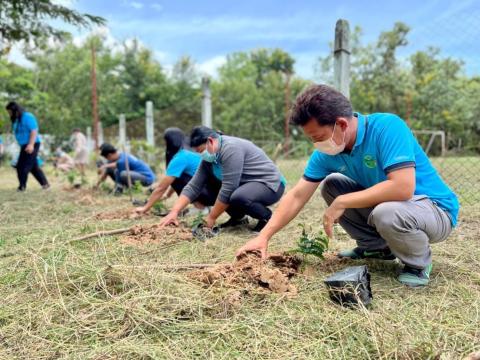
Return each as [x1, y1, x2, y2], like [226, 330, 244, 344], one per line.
[303, 113, 459, 226]
[166, 149, 201, 178]
[13, 112, 41, 145]
[116, 153, 156, 184]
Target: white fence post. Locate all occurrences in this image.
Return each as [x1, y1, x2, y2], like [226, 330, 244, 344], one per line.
[119, 114, 126, 147]
[146, 101, 155, 147]
[334, 19, 351, 98]
[201, 76, 212, 128]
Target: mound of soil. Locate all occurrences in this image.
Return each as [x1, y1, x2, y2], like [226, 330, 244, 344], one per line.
[121, 224, 193, 246]
[189, 252, 302, 295]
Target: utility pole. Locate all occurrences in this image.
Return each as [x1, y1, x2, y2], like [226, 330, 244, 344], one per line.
[91, 42, 99, 150]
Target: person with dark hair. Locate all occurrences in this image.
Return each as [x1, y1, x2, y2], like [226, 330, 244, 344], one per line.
[0, 134, 4, 163]
[95, 143, 156, 192]
[5, 101, 50, 191]
[159, 126, 286, 233]
[134, 127, 216, 214]
[236, 84, 459, 287]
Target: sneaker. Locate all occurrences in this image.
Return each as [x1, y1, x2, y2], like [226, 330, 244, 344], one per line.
[42, 184, 51, 190]
[17, 186, 26, 192]
[398, 263, 433, 287]
[113, 186, 123, 196]
[337, 247, 396, 260]
[251, 219, 268, 233]
[219, 216, 249, 229]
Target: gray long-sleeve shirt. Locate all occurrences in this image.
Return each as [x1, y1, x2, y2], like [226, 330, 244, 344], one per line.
[181, 135, 283, 204]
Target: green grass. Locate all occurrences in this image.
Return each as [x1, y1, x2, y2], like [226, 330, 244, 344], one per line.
[0, 162, 479, 359]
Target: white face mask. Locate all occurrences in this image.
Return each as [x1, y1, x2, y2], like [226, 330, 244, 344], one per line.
[314, 123, 346, 155]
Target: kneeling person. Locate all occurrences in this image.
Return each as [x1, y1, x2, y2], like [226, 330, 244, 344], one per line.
[135, 127, 216, 214]
[96, 143, 156, 192]
[237, 84, 459, 287]
[160, 126, 286, 232]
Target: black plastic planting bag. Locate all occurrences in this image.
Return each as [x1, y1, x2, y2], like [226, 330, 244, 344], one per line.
[324, 265, 372, 307]
[192, 223, 220, 241]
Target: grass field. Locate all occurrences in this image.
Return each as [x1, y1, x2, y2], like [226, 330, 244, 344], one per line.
[0, 160, 479, 359]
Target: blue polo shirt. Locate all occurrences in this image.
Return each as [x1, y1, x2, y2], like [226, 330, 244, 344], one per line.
[166, 149, 201, 178]
[13, 112, 41, 145]
[116, 153, 156, 184]
[303, 113, 459, 226]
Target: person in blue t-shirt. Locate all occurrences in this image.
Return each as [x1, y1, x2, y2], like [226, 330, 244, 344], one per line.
[95, 143, 156, 193]
[237, 84, 459, 287]
[134, 127, 218, 215]
[6, 101, 50, 191]
[0, 134, 4, 163]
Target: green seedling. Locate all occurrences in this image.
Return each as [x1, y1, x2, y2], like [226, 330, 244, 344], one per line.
[152, 201, 168, 216]
[291, 223, 329, 259]
[191, 212, 206, 228]
[130, 180, 143, 195]
[66, 170, 78, 185]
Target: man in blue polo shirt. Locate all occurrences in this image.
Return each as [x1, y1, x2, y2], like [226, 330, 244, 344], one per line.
[237, 84, 459, 287]
[95, 143, 156, 193]
[5, 101, 50, 191]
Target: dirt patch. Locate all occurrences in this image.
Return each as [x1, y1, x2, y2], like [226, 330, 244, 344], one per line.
[63, 187, 106, 205]
[315, 252, 350, 272]
[95, 209, 147, 220]
[189, 252, 302, 296]
[121, 224, 193, 246]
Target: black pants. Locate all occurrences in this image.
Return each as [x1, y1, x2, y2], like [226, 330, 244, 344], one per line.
[227, 182, 285, 221]
[17, 143, 49, 190]
[171, 173, 223, 207]
[198, 178, 284, 221]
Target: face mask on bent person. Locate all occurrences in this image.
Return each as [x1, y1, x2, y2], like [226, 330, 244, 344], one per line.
[314, 123, 346, 155]
[201, 149, 217, 163]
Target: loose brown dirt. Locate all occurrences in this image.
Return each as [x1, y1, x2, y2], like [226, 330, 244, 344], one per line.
[120, 224, 193, 246]
[189, 252, 302, 295]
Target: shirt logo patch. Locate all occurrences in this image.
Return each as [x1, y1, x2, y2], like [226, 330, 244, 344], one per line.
[363, 155, 377, 169]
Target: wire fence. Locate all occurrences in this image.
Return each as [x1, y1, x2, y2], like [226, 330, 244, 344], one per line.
[257, 140, 480, 208]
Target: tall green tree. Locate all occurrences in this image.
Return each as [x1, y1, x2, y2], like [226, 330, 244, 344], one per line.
[0, 0, 105, 53]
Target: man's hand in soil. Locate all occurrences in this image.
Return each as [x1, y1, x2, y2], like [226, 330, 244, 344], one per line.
[134, 206, 148, 214]
[323, 198, 345, 238]
[235, 235, 268, 259]
[205, 215, 216, 228]
[159, 211, 179, 227]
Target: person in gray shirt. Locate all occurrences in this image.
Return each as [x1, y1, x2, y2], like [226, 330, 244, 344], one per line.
[159, 126, 286, 232]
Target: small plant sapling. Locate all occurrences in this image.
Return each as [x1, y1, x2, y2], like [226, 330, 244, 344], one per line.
[291, 223, 329, 259]
[152, 201, 168, 216]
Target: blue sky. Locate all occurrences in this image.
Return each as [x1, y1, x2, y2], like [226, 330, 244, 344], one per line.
[12, 0, 480, 78]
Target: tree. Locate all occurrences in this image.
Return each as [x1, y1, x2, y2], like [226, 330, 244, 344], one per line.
[0, 0, 105, 52]
[212, 49, 309, 143]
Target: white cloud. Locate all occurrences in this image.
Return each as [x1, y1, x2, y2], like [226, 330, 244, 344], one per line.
[151, 3, 163, 12]
[130, 1, 144, 9]
[6, 43, 33, 68]
[197, 55, 227, 78]
[52, 0, 74, 7]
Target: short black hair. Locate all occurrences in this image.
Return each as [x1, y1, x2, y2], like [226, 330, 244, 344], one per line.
[189, 126, 219, 147]
[290, 84, 353, 126]
[100, 143, 117, 158]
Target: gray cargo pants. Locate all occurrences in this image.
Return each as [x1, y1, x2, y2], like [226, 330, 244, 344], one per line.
[321, 173, 453, 269]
